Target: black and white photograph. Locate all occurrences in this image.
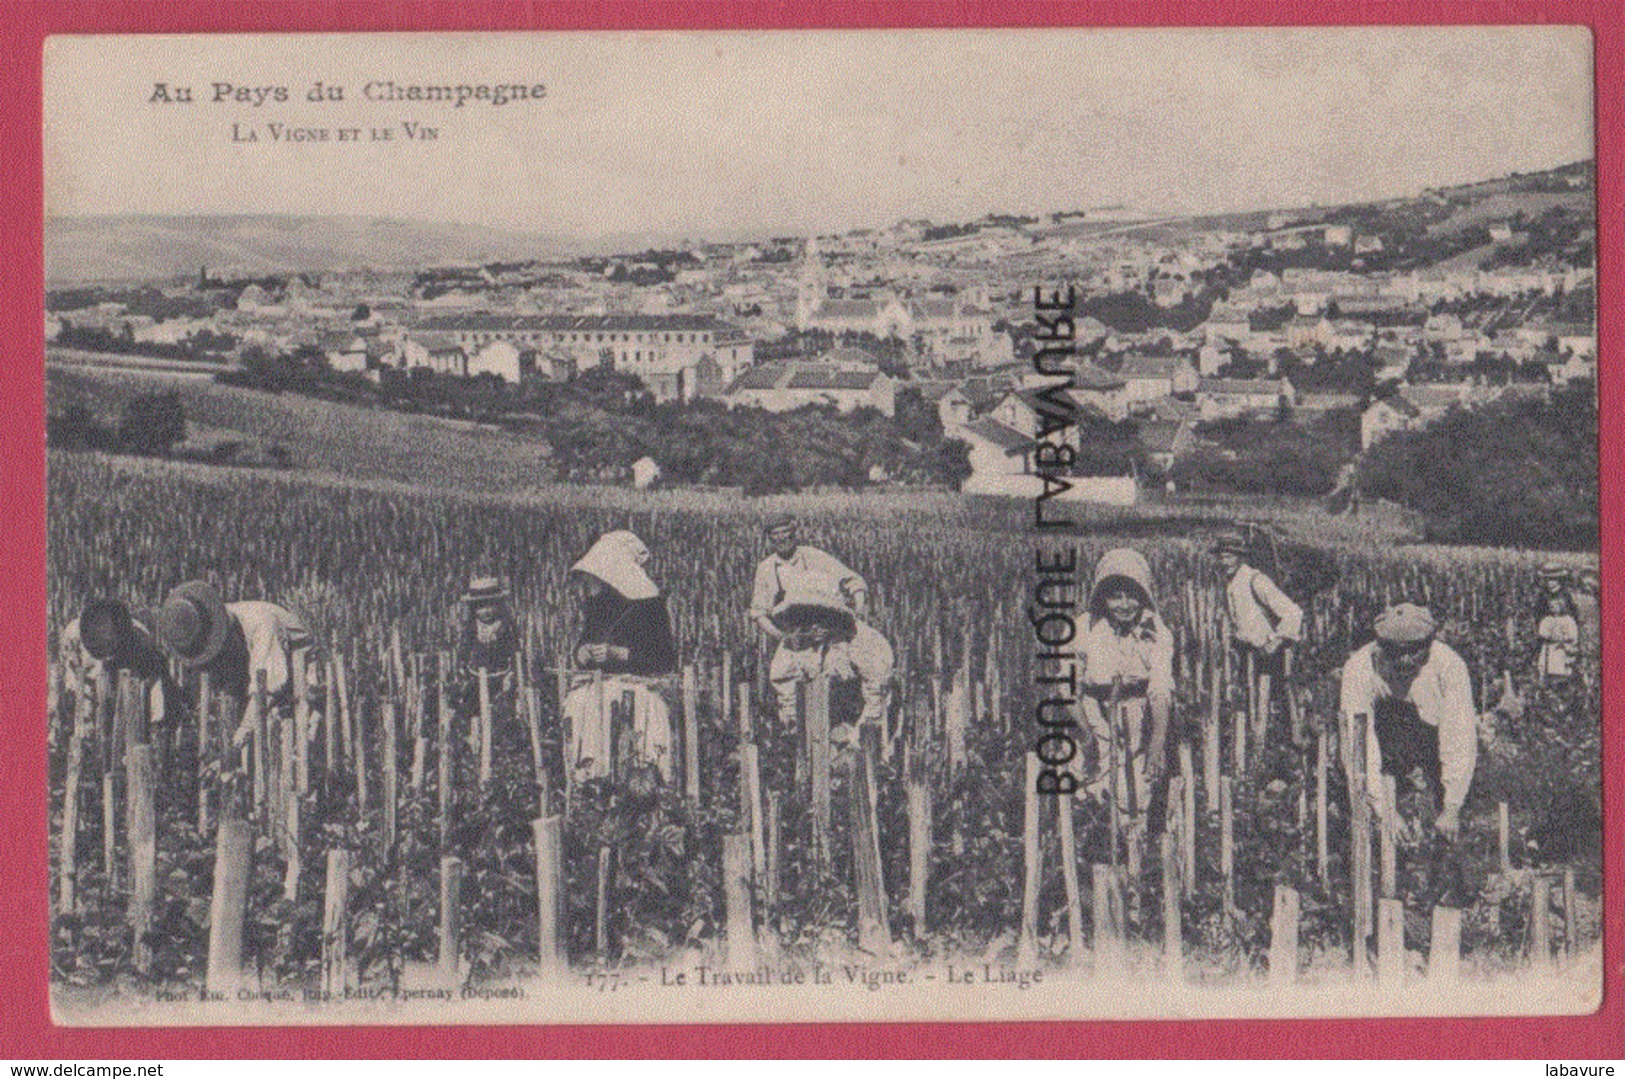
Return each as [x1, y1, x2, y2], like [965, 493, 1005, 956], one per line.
[42, 27, 1599, 1024]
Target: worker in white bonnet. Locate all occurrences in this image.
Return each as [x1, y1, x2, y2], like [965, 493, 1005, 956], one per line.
[562, 530, 677, 786]
[1077, 548, 1175, 820]
[1340, 602, 1477, 838]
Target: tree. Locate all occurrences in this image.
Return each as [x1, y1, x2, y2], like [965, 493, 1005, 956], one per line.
[1355, 384, 1596, 549]
[117, 391, 187, 457]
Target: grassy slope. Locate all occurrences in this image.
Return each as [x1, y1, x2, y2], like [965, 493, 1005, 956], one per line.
[48, 363, 552, 495]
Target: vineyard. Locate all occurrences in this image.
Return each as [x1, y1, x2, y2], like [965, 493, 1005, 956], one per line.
[46, 450, 1602, 1020]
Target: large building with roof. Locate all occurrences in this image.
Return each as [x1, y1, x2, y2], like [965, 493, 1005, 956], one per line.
[724, 355, 897, 416]
[414, 312, 753, 402]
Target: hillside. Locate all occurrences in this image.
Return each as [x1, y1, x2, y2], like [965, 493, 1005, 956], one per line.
[1128, 160, 1593, 251]
[45, 214, 572, 284]
[46, 363, 556, 494]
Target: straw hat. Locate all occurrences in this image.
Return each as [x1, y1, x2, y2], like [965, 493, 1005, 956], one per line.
[461, 576, 510, 607]
[769, 589, 857, 641]
[156, 580, 231, 667]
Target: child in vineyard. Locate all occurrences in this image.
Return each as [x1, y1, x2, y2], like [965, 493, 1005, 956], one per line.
[457, 575, 524, 745]
[562, 530, 677, 786]
[1076, 548, 1174, 830]
[1535, 589, 1580, 682]
[1535, 562, 1593, 680]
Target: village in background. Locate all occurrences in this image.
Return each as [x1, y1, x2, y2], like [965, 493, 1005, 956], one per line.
[45, 158, 1596, 551]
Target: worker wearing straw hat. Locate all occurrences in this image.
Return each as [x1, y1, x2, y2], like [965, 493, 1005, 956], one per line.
[562, 530, 677, 786]
[155, 580, 313, 723]
[1340, 603, 1477, 839]
[749, 513, 888, 730]
[456, 574, 528, 755]
[57, 598, 180, 728]
[764, 587, 895, 746]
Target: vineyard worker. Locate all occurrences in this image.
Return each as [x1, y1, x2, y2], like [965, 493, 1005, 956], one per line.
[1340, 603, 1476, 839]
[459, 575, 519, 701]
[563, 530, 677, 784]
[155, 580, 313, 723]
[457, 575, 528, 755]
[765, 588, 895, 745]
[1535, 591, 1580, 681]
[749, 514, 871, 715]
[1538, 561, 1598, 673]
[461, 576, 518, 672]
[1077, 548, 1175, 821]
[58, 599, 179, 728]
[1215, 530, 1302, 711]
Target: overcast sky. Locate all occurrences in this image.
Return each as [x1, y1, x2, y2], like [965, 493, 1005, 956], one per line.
[44, 27, 1592, 241]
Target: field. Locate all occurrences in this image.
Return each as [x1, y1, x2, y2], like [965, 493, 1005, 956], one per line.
[44, 442, 1602, 1019]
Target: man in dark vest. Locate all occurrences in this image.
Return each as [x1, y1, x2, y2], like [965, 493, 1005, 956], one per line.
[1339, 603, 1477, 839]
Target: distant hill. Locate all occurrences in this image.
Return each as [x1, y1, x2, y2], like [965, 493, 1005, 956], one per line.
[45, 214, 574, 284]
[1101, 159, 1593, 243]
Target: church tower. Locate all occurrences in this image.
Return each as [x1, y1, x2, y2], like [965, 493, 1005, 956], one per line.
[795, 235, 825, 331]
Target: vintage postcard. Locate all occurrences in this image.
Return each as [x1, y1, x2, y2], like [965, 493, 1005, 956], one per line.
[42, 27, 1599, 1026]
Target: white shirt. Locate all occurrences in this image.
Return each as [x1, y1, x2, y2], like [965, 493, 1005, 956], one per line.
[228, 601, 312, 696]
[1225, 563, 1303, 649]
[749, 546, 865, 620]
[1340, 640, 1477, 810]
[1079, 612, 1174, 699]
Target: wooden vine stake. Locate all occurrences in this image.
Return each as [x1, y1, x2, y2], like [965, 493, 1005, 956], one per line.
[1268, 884, 1299, 989]
[1429, 905, 1460, 983]
[723, 833, 756, 968]
[439, 856, 463, 985]
[1349, 714, 1372, 979]
[851, 726, 891, 957]
[1531, 874, 1553, 976]
[1178, 744, 1196, 898]
[806, 676, 831, 868]
[905, 744, 933, 937]
[1018, 753, 1041, 967]
[1161, 832, 1183, 981]
[59, 693, 86, 914]
[382, 700, 398, 853]
[532, 816, 566, 978]
[682, 665, 700, 802]
[1377, 897, 1404, 986]
[438, 652, 453, 852]
[477, 668, 493, 787]
[322, 848, 350, 998]
[1091, 863, 1124, 977]
[206, 820, 252, 996]
[127, 743, 157, 975]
